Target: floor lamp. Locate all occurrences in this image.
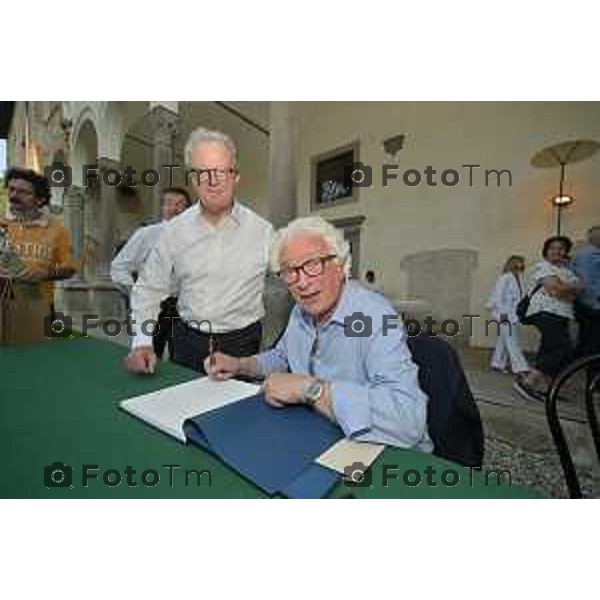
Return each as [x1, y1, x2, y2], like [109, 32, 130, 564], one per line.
[531, 139, 600, 235]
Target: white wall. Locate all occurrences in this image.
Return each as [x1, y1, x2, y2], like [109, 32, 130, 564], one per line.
[292, 101, 600, 348]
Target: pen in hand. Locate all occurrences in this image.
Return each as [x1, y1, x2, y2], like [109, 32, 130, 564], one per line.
[209, 336, 216, 373]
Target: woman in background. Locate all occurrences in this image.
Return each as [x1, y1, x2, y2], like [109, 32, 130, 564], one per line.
[487, 255, 529, 375]
[513, 236, 583, 400]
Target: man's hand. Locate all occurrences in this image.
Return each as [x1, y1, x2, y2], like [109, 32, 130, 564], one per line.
[204, 352, 240, 380]
[124, 346, 157, 374]
[49, 265, 76, 281]
[262, 373, 314, 408]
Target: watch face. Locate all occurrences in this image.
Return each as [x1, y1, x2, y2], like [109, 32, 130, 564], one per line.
[305, 380, 323, 404]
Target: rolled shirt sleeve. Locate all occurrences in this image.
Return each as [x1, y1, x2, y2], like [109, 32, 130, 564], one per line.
[110, 228, 147, 289]
[256, 324, 291, 375]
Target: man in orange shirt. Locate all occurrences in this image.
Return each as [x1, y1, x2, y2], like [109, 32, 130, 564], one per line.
[1, 167, 76, 316]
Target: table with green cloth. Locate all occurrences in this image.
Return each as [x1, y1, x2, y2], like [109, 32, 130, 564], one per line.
[0, 338, 541, 498]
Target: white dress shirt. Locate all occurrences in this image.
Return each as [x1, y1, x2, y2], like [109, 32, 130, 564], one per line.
[526, 260, 580, 320]
[130, 201, 274, 349]
[110, 222, 166, 289]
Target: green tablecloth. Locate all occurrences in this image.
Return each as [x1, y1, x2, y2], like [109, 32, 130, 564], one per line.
[0, 338, 541, 498]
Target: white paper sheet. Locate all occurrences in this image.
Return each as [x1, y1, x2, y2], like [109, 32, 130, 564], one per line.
[119, 377, 260, 442]
[316, 438, 385, 474]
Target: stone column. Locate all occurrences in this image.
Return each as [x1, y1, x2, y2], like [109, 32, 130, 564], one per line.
[95, 157, 121, 281]
[150, 105, 179, 217]
[62, 186, 85, 281]
[267, 101, 297, 228]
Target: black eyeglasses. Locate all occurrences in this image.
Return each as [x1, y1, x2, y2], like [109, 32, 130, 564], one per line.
[189, 168, 237, 185]
[278, 255, 337, 284]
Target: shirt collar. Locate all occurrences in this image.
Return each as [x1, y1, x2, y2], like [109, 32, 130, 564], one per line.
[6, 206, 49, 227]
[196, 199, 242, 227]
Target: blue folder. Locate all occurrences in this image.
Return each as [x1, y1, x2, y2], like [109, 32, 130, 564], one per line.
[183, 393, 344, 498]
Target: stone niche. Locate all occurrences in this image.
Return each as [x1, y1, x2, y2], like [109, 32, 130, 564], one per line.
[400, 248, 478, 347]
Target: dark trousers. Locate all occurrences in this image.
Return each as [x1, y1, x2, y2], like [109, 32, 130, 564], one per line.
[575, 303, 600, 387]
[530, 311, 573, 377]
[152, 296, 178, 359]
[171, 319, 262, 374]
[575, 304, 600, 357]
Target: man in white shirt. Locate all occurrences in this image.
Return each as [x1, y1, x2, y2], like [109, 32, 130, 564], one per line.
[111, 187, 192, 290]
[124, 128, 274, 375]
[111, 187, 192, 358]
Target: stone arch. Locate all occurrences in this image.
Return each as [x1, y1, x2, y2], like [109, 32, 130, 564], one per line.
[69, 104, 102, 158]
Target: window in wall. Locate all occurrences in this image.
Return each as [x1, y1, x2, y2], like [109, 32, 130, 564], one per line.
[311, 142, 360, 210]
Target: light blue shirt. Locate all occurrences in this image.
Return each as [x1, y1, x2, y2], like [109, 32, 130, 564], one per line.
[256, 282, 433, 452]
[572, 245, 600, 310]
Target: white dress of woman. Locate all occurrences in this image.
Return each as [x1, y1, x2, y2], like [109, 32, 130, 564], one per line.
[487, 259, 529, 374]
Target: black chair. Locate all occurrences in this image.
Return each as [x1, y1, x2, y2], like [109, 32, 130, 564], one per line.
[407, 334, 484, 468]
[546, 354, 600, 498]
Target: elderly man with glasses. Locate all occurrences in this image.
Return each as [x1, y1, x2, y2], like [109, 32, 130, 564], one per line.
[205, 216, 433, 451]
[124, 127, 273, 375]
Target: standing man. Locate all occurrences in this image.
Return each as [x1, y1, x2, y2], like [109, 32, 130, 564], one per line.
[572, 225, 600, 359]
[124, 128, 273, 374]
[111, 187, 192, 358]
[1, 167, 76, 317]
[205, 217, 432, 451]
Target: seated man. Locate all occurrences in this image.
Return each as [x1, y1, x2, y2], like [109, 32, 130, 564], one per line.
[206, 216, 433, 451]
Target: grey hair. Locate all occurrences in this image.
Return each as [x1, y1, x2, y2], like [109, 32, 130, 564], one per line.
[270, 216, 351, 277]
[184, 127, 238, 167]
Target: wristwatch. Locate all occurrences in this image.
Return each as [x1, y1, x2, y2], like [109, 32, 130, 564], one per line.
[303, 379, 325, 407]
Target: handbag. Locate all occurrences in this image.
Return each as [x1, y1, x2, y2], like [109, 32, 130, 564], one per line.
[516, 282, 543, 325]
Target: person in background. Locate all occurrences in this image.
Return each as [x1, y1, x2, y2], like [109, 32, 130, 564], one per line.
[514, 236, 583, 400]
[204, 216, 432, 451]
[486, 255, 529, 375]
[1, 167, 76, 318]
[363, 269, 383, 294]
[111, 187, 192, 359]
[572, 225, 600, 360]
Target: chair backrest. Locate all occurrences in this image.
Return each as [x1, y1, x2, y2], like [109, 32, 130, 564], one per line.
[546, 354, 600, 498]
[407, 333, 484, 468]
